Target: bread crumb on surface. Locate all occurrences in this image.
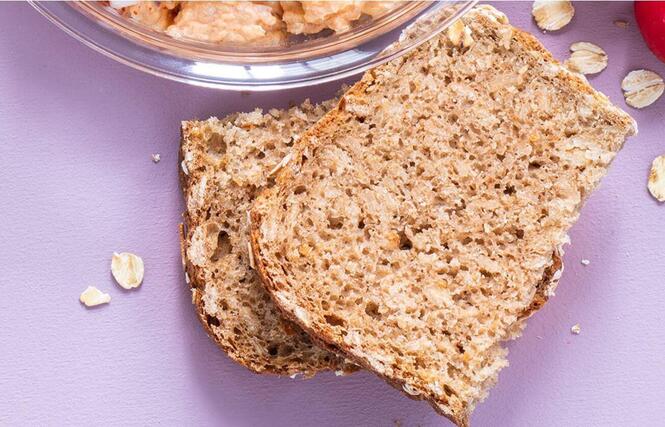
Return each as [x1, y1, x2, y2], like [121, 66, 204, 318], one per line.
[613, 19, 628, 29]
[80, 286, 111, 307]
[532, 0, 574, 31]
[648, 155, 665, 202]
[152, 153, 161, 163]
[621, 69, 664, 109]
[580, 259, 590, 266]
[571, 324, 581, 335]
[565, 42, 607, 75]
[111, 252, 144, 289]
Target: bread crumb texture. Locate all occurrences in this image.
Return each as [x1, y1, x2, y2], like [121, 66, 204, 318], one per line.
[251, 6, 635, 425]
[80, 286, 111, 307]
[180, 99, 353, 375]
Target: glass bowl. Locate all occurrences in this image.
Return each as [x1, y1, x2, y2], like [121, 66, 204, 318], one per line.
[30, 1, 477, 91]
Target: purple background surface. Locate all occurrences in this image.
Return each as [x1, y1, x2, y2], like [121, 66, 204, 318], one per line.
[1, 2, 664, 426]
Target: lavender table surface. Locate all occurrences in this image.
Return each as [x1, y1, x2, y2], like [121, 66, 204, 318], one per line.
[1, 2, 664, 426]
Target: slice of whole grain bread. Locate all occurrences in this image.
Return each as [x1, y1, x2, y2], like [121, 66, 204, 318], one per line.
[250, 5, 636, 424]
[180, 99, 354, 376]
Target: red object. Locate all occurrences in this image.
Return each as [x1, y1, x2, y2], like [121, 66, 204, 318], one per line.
[635, 1, 665, 62]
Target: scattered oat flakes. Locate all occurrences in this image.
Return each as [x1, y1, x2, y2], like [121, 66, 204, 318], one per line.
[80, 286, 111, 307]
[581, 259, 590, 266]
[111, 252, 144, 289]
[565, 42, 608, 75]
[614, 19, 628, 29]
[447, 20, 474, 48]
[570, 323, 581, 335]
[621, 69, 664, 109]
[151, 153, 161, 163]
[447, 19, 464, 45]
[268, 152, 293, 177]
[532, 0, 574, 31]
[648, 154, 665, 202]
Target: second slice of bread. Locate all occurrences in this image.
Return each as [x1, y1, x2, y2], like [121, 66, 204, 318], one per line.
[251, 6, 636, 425]
[180, 99, 353, 376]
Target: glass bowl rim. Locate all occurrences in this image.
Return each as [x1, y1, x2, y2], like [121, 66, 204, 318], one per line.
[30, 0, 478, 91]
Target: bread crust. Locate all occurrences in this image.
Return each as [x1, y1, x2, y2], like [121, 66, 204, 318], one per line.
[250, 5, 635, 424]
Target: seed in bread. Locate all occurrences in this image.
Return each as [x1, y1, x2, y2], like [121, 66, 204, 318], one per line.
[180, 99, 354, 376]
[251, 6, 636, 425]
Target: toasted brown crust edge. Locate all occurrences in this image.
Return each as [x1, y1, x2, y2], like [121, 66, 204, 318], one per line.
[249, 10, 635, 425]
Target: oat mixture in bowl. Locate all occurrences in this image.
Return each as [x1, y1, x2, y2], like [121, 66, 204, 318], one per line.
[111, 1, 400, 45]
[30, 0, 476, 89]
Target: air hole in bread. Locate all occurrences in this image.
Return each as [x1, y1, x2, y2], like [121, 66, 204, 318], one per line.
[209, 132, 227, 155]
[365, 301, 381, 319]
[294, 185, 307, 195]
[328, 216, 344, 230]
[206, 315, 221, 327]
[324, 314, 346, 327]
[358, 219, 366, 229]
[267, 344, 278, 356]
[528, 161, 541, 171]
[210, 231, 232, 262]
[398, 231, 413, 250]
[503, 185, 516, 195]
[515, 228, 525, 239]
